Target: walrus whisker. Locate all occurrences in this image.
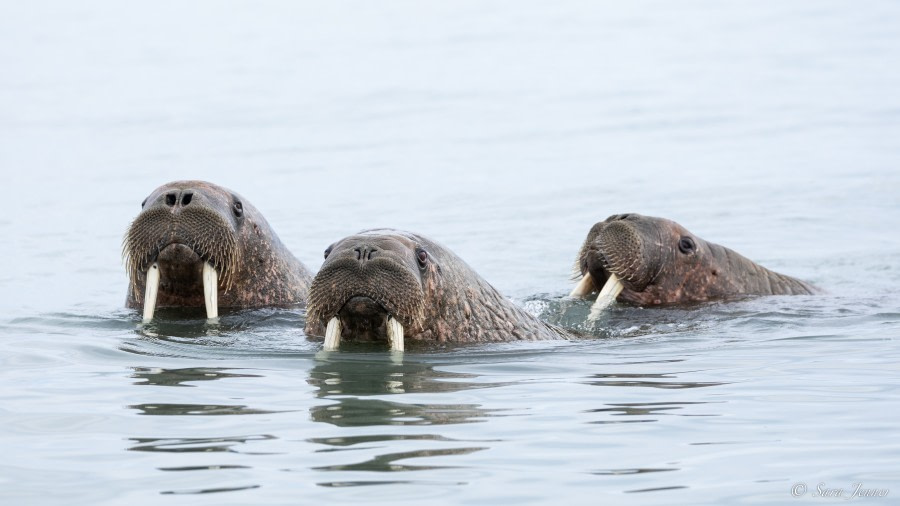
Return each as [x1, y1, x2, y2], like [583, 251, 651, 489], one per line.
[572, 251, 586, 279]
[307, 260, 427, 334]
[623, 256, 641, 282]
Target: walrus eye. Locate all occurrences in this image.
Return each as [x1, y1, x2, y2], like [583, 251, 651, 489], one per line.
[141, 198, 147, 208]
[233, 201, 243, 218]
[678, 237, 696, 254]
[324, 245, 333, 259]
[415, 248, 428, 268]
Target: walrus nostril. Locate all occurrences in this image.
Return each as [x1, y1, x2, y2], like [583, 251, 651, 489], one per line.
[165, 193, 177, 206]
[353, 247, 378, 261]
[181, 192, 193, 206]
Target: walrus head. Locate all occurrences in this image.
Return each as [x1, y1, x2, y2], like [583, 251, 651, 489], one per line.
[307, 229, 564, 350]
[124, 181, 245, 320]
[571, 213, 817, 310]
[123, 180, 313, 321]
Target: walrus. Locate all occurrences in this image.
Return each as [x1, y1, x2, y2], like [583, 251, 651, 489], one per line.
[571, 213, 818, 313]
[123, 180, 313, 321]
[306, 229, 571, 350]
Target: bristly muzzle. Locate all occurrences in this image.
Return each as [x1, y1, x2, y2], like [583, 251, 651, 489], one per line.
[594, 220, 655, 290]
[122, 206, 240, 299]
[307, 257, 426, 331]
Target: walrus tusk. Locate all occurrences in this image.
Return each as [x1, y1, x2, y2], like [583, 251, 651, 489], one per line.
[203, 263, 219, 320]
[588, 272, 624, 320]
[142, 263, 160, 322]
[386, 316, 404, 352]
[569, 272, 595, 297]
[323, 316, 342, 351]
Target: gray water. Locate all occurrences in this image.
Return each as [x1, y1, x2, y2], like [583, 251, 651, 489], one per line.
[2, 1, 899, 504]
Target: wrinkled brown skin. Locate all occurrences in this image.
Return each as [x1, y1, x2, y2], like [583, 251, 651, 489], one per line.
[306, 229, 571, 344]
[124, 180, 312, 310]
[575, 213, 818, 305]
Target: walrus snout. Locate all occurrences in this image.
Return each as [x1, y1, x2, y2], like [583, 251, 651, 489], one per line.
[596, 220, 655, 287]
[308, 233, 428, 334]
[124, 205, 240, 288]
[576, 218, 656, 293]
[570, 214, 667, 314]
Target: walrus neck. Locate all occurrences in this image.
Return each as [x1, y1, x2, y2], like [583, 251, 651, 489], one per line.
[725, 245, 818, 296]
[421, 259, 570, 342]
[228, 225, 312, 307]
[703, 242, 813, 296]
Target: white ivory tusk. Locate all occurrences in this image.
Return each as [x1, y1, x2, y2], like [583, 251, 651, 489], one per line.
[386, 317, 404, 352]
[142, 263, 160, 322]
[202, 262, 219, 320]
[569, 272, 595, 297]
[588, 273, 624, 320]
[323, 317, 342, 351]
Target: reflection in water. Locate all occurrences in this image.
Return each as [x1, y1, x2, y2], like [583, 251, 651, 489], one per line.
[308, 355, 510, 396]
[129, 403, 284, 416]
[308, 434, 457, 449]
[158, 465, 250, 471]
[586, 402, 719, 425]
[625, 486, 690, 494]
[588, 401, 713, 417]
[585, 371, 727, 390]
[131, 367, 261, 387]
[306, 355, 504, 482]
[129, 437, 272, 495]
[311, 398, 498, 427]
[128, 434, 276, 453]
[128, 367, 285, 416]
[584, 368, 726, 426]
[161, 484, 261, 495]
[313, 446, 487, 472]
[317, 480, 467, 488]
[591, 468, 678, 476]
[307, 355, 509, 427]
